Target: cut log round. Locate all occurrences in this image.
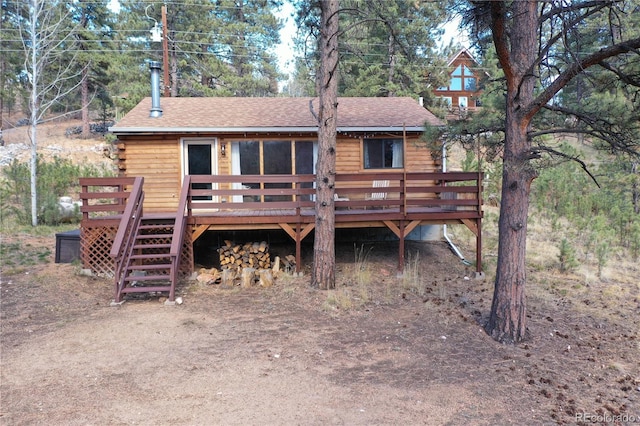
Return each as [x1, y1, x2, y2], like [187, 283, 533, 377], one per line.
[241, 267, 256, 288]
[258, 269, 274, 287]
[221, 269, 236, 287]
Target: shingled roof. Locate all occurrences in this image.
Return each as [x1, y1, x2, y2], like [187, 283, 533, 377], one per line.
[110, 97, 443, 135]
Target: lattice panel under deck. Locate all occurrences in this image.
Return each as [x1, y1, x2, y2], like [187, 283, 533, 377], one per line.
[81, 224, 194, 278]
[179, 230, 194, 277]
[81, 226, 117, 277]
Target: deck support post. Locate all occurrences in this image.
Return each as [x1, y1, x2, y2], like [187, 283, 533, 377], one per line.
[476, 219, 482, 274]
[280, 222, 315, 273]
[295, 223, 302, 273]
[398, 220, 405, 273]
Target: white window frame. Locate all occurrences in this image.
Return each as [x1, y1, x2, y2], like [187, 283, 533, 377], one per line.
[229, 140, 318, 202]
[181, 138, 219, 203]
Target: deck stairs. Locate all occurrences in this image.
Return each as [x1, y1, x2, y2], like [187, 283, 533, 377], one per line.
[115, 214, 179, 303]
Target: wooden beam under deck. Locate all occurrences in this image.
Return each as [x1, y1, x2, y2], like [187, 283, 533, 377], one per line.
[185, 209, 481, 274]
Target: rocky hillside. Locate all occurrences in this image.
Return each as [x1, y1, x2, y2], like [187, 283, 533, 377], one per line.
[1, 119, 115, 172]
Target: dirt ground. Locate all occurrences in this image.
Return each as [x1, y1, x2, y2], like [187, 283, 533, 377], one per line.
[1, 235, 638, 426]
[1, 120, 639, 425]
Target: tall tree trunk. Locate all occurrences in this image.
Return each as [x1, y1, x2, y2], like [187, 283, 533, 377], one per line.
[28, 0, 38, 227]
[1, 54, 4, 145]
[485, 110, 535, 343]
[165, 9, 178, 97]
[199, 44, 207, 87]
[235, 1, 249, 96]
[485, 1, 538, 343]
[387, 34, 395, 97]
[79, 7, 90, 139]
[29, 106, 38, 227]
[170, 41, 178, 97]
[632, 162, 639, 215]
[312, 0, 339, 290]
[81, 66, 90, 138]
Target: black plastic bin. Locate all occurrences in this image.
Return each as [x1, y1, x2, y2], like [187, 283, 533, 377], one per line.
[55, 229, 81, 263]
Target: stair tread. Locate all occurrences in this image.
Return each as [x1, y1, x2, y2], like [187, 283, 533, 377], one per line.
[133, 243, 171, 249]
[121, 285, 172, 293]
[140, 221, 176, 224]
[130, 253, 172, 260]
[125, 275, 171, 282]
[128, 264, 172, 270]
[141, 213, 177, 220]
[136, 234, 173, 239]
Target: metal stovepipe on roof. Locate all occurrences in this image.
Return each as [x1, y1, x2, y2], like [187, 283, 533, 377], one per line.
[149, 61, 162, 118]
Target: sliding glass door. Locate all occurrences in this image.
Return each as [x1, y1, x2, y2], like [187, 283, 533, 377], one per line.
[231, 139, 316, 202]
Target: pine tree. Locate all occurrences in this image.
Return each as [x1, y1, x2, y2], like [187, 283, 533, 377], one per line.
[69, 0, 115, 138]
[115, 0, 283, 101]
[456, 1, 640, 343]
[293, 0, 453, 99]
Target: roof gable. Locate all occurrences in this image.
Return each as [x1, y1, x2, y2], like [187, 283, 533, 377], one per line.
[110, 97, 443, 134]
[446, 48, 480, 67]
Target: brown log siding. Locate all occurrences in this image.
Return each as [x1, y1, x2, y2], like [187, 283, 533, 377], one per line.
[120, 137, 181, 212]
[117, 133, 438, 212]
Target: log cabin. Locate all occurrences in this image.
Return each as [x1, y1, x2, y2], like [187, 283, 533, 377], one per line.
[81, 64, 483, 302]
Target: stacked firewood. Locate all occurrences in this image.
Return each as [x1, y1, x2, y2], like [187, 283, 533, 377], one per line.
[194, 241, 298, 288]
[218, 240, 271, 270]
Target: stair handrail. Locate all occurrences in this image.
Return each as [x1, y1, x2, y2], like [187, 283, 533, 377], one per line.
[167, 176, 191, 293]
[110, 177, 144, 293]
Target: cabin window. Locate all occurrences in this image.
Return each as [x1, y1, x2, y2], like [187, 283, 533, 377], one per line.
[238, 141, 260, 175]
[363, 138, 403, 169]
[439, 64, 477, 92]
[451, 65, 464, 90]
[439, 96, 453, 107]
[464, 74, 477, 91]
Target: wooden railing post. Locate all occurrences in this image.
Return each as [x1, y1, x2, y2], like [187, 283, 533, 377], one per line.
[169, 176, 192, 285]
[400, 174, 406, 216]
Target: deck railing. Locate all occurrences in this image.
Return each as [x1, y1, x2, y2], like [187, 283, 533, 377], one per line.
[79, 176, 139, 224]
[106, 177, 144, 260]
[186, 174, 316, 214]
[79, 172, 482, 232]
[184, 171, 482, 219]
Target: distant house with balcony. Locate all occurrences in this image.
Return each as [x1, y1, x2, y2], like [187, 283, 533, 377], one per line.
[433, 48, 483, 120]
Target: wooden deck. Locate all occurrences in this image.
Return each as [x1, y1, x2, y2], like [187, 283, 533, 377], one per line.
[80, 172, 483, 276]
[182, 172, 482, 271]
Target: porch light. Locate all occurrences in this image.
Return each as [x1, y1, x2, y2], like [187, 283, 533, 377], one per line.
[220, 142, 226, 157]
